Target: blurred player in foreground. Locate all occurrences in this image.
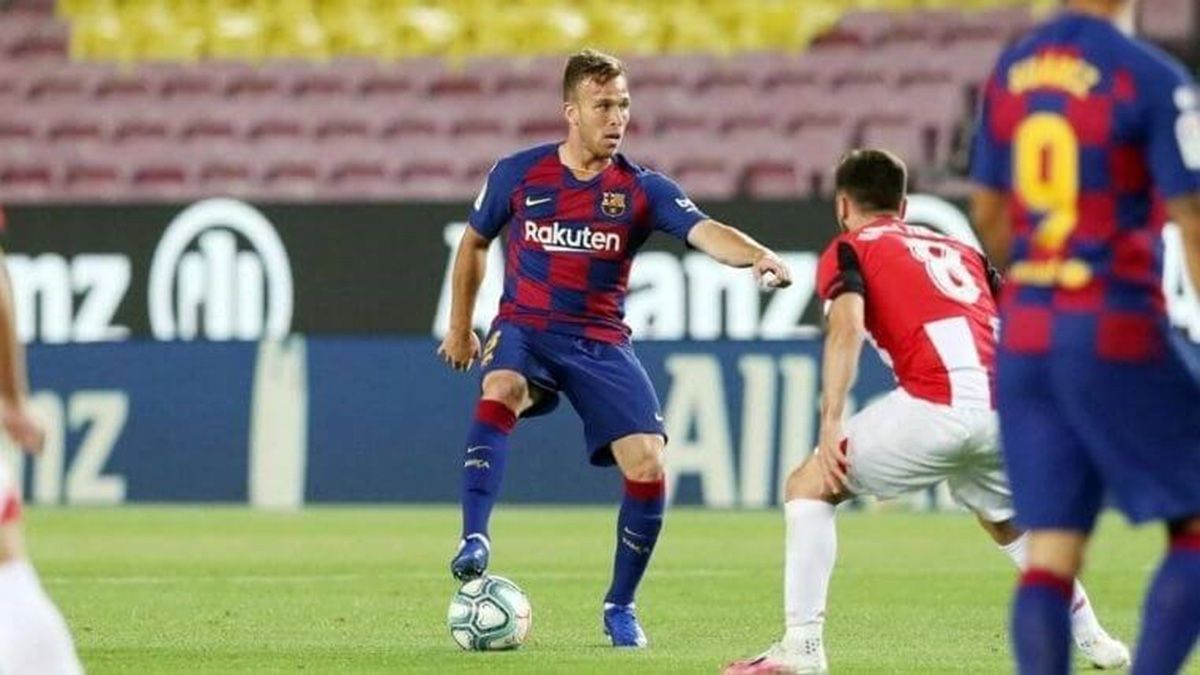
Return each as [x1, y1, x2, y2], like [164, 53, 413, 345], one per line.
[437, 48, 793, 647]
[0, 247, 83, 674]
[726, 150, 1126, 674]
[970, 0, 1200, 672]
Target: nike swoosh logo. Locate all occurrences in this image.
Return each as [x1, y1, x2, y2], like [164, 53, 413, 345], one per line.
[525, 196, 552, 206]
[654, 414, 664, 422]
[466, 445, 490, 454]
[622, 527, 647, 539]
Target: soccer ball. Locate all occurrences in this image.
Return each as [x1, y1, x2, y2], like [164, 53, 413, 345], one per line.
[447, 575, 532, 651]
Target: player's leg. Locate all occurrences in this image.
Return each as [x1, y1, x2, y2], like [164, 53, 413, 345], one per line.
[451, 324, 556, 581]
[556, 339, 666, 647]
[1131, 515, 1200, 674]
[998, 350, 1106, 675]
[951, 413, 1128, 670]
[1048, 344, 1200, 675]
[0, 485, 83, 674]
[973, 515, 1128, 669]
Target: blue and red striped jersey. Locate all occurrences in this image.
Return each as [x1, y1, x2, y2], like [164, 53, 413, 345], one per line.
[469, 143, 706, 343]
[970, 11, 1200, 361]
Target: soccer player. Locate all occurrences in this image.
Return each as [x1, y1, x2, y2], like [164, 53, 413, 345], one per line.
[725, 150, 1127, 674]
[0, 248, 83, 674]
[436, 48, 794, 647]
[969, 1, 1200, 672]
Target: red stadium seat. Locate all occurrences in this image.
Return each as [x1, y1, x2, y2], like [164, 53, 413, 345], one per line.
[44, 114, 107, 145]
[93, 72, 155, 101]
[290, 69, 352, 99]
[113, 112, 176, 143]
[4, 19, 67, 61]
[671, 156, 738, 200]
[63, 157, 123, 199]
[859, 116, 928, 168]
[0, 116, 37, 142]
[198, 155, 257, 196]
[743, 159, 808, 199]
[225, 70, 284, 100]
[0, 156, 57, 201]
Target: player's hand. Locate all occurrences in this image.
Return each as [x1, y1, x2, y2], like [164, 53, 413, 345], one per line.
[753, 251, 792, 289]
[2, 401, 44, 455]
[438, 328, 481, 372]
[815, 423, 849, 495]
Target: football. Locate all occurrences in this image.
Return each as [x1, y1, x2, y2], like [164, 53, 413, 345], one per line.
[447, 575, 532, 651]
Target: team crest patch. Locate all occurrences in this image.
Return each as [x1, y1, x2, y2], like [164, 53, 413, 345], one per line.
[601, 191, 627, 217]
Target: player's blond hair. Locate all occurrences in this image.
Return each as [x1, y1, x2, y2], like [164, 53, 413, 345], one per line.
[562, 49, 626, 101]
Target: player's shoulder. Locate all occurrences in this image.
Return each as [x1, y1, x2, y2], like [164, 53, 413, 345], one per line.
[490, 142, 560, 180]
[615, 154, 674, 186]
[1116, 33, 1193, 89]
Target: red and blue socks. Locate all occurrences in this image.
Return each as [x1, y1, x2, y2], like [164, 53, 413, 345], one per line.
[459, 399, 517, 540]
[1013, 568, 1073, 674]
[604, 478, 665, 607]
[1131, 530, 1200, 675]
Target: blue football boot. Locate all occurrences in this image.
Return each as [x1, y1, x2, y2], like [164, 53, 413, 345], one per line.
[450, 533, 490, 581]
[603, 603, 648, 648]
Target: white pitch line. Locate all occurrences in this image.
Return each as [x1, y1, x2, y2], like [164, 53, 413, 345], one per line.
[40, 569, 745, 586]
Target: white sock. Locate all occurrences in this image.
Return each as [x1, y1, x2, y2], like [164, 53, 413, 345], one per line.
[998, 532, 1104, 640]
[0, 559, 83, 675]
[782, 499, 837, 644]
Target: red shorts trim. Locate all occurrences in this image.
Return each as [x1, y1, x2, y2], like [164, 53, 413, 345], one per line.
[0, 491, 21, 525]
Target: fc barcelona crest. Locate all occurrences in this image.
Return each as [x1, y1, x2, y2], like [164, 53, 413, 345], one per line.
[601, 191, 627, 218]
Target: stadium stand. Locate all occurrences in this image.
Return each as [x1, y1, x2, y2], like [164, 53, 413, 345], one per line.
[0, 0, 1194, 202]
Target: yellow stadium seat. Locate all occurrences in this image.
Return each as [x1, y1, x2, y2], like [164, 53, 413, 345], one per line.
[203, 0, 269, 61]
[266, 0, 329, 59]
[123, 0, 204, 62]
[317, 0, 390, 58]
[69, 1, 130, 61]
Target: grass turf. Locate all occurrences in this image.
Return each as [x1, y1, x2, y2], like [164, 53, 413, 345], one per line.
[22, 506, 1189, 674]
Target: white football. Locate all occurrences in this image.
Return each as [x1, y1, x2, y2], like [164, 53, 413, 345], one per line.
[447, 575, 532, 651]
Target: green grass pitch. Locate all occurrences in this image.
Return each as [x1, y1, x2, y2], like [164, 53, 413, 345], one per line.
[23, 506, 1195, 673]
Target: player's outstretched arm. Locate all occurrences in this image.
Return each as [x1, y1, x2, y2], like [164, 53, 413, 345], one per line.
[816, 293, 866, 493]
[971, 187, 1011, 269]
[685, 219, 792, 288]
[1167, 194, 1200, 294]
[0, 250, 42, 454]
[437, 227, 488, 372]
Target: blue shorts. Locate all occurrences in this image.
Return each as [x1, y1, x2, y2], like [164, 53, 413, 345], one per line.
[479, 321, 665, 466]
[998, 333, 1200, 532]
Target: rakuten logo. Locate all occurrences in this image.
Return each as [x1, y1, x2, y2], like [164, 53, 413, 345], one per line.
[523, 220, 622, 254]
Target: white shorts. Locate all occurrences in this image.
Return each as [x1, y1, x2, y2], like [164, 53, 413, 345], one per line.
[843, 388, 1014, 522]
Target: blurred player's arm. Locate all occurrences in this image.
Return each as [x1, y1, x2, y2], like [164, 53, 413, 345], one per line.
[971, 189, 1012, 269]
[1167, 195, 1200, 293]
[686, 219, 792, 287]
[816, 292, 866, 493]
[437, 228, 489, 371]
[0, 250, 42, 454]
[439, 160, 516, 372]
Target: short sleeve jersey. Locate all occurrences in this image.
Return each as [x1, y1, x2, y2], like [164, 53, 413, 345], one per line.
[816, 217, 1000, 409]
[969, 11, 1200, 361]
[469, 143, 707, 343]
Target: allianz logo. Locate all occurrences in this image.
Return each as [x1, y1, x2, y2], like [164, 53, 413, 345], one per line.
[522, 220, 623, 254]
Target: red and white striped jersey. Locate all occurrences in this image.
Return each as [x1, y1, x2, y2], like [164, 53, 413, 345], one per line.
[816, 216, 999, 409]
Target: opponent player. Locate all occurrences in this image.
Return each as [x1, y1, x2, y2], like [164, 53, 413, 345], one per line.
[725, 150, 1126, 674]
[0, 246, 83, 674]
[436, 48, 793, 647]
[969, 1, 1200, 672]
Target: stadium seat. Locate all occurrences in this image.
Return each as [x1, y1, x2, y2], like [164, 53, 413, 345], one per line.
[63, 157, 124, 199]
[743, 159, 809, 199]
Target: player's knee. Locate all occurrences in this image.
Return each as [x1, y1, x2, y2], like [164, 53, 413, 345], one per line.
[784, 458, 824, 501]
[480, 372, 528, 410]
[615, 436, 665, 482]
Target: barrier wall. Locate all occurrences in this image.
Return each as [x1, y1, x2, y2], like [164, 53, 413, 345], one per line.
[9, 337, 893, 507]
